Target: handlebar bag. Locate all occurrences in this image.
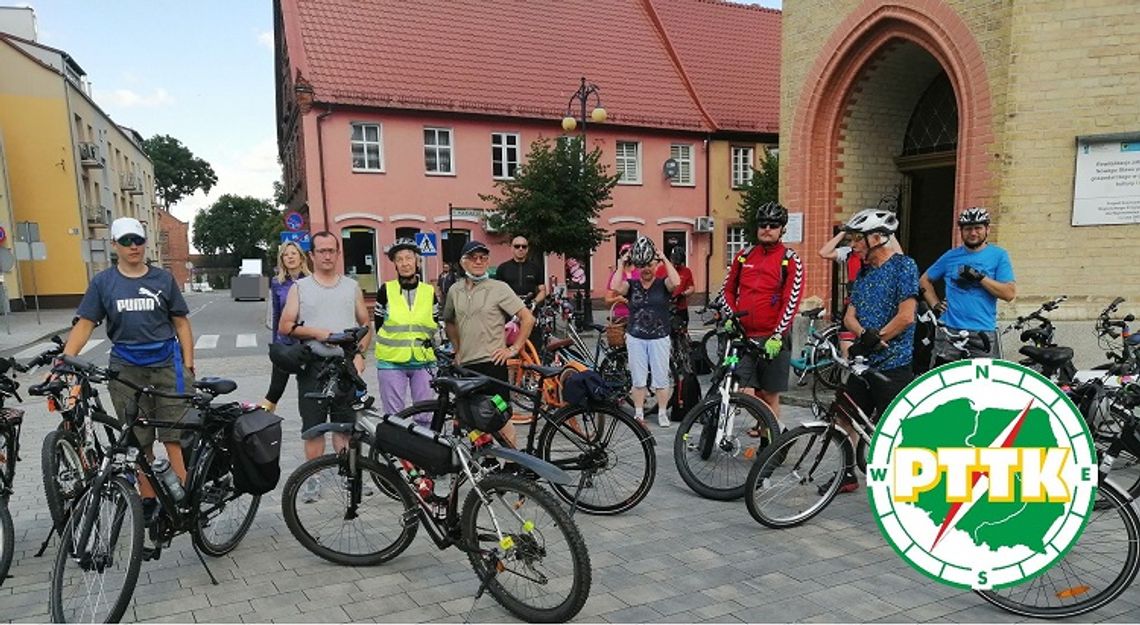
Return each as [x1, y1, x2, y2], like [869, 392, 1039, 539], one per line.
[230, 407, 284, 495]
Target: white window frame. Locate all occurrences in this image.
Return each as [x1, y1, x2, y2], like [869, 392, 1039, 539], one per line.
[424, 127, 455, 175]
[491, 132, 520, 180]
[350, 122, 384, 172]
[670, 143, 694, 187]
[616, 141, 642, 184]
[731, 146, 754, 189]
[726, 225, 748, 262]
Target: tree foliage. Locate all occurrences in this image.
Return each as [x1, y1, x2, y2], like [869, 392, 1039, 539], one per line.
[737, 150, 780, 244]
[142, 134, 218, 209]
[193, 194, 279, 264]
[480, 136, 619, 260]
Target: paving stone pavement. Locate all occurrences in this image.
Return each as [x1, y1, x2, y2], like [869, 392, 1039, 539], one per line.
[2, 353, 1139, 623]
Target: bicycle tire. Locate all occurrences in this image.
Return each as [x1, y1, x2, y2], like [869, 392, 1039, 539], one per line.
[701, 329, 723, 371]
[282, 454, 418, 566]
[975, 480, 1140, 619]
[0, 501, 12, 588]
[744, 425, 853, 529]
[535, 403, 655, 515]
[461, 473, 591, 623]
[191, 448, 261, 557]
[673, 392, 780, 500]
[42, 428, 87, 530]
[49, 476, 143, 624]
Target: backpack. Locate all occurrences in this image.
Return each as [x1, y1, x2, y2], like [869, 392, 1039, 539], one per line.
[230, 407, 284, 495]
[731, 246, 795, 302]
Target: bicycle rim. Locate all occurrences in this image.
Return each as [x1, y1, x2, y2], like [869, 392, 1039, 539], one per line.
[282, 455, 417, 566]
[674, 394, 779, 500]
[50, 476, 143, 624]
[745, 426, 851, 528]
[975, 482, 1140, 618]
[192, 451, 260, 557]
[539, 405, 655, 515]
[0, 503, 12, 589]
[43, 429, 87, 529]
[461, 474, 591, 622]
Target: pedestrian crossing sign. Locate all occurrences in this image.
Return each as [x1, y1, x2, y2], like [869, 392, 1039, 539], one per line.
[415, 232, 438, 257]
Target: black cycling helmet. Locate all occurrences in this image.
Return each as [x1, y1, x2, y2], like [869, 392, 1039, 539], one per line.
[958, 207, 991, 227]
[386, 237, 421, 261]
[755, 201, 789, 226]
[669, 248, 685, 265]
[843, 208, 899, 235]
[630, 236, 657, 266]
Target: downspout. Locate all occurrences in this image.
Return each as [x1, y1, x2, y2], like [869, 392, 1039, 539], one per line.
[315, 104, 333, 232]
[704, 135, 712, 305]
[62, 77, 90, 282]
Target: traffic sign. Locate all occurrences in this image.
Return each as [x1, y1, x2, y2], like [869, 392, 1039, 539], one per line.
[280, 230, 311, 251]
[0, 226, 6, 243]
[284, 211, 305, 232]
[415, 232, 438, 257]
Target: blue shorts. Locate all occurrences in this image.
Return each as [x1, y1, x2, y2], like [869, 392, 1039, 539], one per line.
[626, 334, 671, 390]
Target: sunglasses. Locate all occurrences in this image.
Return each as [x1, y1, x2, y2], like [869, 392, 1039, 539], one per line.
[758, 222, 783, 230]
[513, 244, 528, 249]
[116, 235, 146, 247]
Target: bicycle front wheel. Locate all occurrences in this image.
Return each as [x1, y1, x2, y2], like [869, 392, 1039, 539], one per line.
[745, 425, 853, 529]
[975, 480, 1140, 619]
[0, 502, 12, 589]
[282, 454, 418, 566]
[462, 473, 591, 623]
[42, 428, 89, 530]
[191, 448, 261, 557]
[536, 403, 656, 515]
[49, 476, 143, 624]
[674, 393, 779, 500]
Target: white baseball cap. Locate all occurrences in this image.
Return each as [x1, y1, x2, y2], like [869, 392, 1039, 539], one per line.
[110, 217, 146, 241]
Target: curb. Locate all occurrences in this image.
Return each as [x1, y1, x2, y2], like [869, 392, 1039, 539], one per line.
[0, 325, 72, 358]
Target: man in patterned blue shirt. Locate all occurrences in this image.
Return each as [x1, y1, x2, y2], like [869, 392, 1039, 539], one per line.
[837, 209, 919, 492]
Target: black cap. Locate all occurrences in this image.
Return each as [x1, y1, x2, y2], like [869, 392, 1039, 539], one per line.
[461, 240, 490, 257]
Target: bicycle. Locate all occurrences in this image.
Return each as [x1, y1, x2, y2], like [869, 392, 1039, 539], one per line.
[788, 306, 844, 390]
[0, 355, 28, 587]
[744, 338, 884, 528]
[1004, 295, 1075, 384]
[674, 309, 781, 501]
[975, 381, 1140, 618]
[280, 330, 592, 622]
[47, 355, 265, 623]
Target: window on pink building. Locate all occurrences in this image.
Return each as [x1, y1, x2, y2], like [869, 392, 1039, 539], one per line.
[351, 123, 383, 171]
[670, 144, 694, 186]
[616, 141, 641, 184]
[424, 128, 454, 175]
[491, 132, 519, 179]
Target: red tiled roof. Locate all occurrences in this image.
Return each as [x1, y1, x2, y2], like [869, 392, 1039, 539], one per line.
[284, 0, 779, 133]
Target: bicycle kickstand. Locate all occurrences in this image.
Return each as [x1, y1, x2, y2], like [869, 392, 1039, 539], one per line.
[34, 520, 63, 557]
[192, 542, 220, 585]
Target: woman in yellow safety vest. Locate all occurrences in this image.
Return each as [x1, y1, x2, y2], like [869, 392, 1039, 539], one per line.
[373, 238, 438, 422]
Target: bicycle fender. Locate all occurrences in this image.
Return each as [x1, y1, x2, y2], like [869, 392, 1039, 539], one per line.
[474, 447, 575, 486]
[301, 422, 356, 440]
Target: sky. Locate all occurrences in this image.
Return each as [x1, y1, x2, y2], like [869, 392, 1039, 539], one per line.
[21, 0, 780, 232]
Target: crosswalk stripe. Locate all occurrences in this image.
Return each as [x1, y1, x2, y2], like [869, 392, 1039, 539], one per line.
[236, 334, 258, 348]
[78, 339, 105, 355]
[195, 335, 219, 350]
[13, 342, 52, 360]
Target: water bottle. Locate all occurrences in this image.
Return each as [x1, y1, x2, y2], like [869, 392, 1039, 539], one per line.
[152, 458, 185, 502]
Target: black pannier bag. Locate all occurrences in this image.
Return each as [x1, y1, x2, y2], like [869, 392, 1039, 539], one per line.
[370, 413, 456, 476]
[230, 407, 284, 495]
[455, 392, 511, 433]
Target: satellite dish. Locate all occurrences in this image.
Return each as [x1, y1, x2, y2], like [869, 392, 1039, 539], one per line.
[663, 158, 679, 179]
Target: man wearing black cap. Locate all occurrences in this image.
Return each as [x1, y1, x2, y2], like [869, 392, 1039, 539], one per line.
[443, 241, 535, 441]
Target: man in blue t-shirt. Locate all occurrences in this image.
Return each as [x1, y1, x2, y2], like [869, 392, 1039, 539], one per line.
[919, 207, 1016, 361]
[64, 217, 195, 526]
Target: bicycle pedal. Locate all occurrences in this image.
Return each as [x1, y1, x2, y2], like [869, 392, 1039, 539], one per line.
[142, 546, 161, 562]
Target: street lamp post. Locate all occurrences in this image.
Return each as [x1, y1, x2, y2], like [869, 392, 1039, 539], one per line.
[561, 78, 607, 331]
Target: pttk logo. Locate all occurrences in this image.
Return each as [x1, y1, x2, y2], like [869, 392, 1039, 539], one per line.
[867, 359, 1097, 590]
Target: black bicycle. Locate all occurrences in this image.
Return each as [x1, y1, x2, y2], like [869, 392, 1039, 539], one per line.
[47, 356, 264, 623]
[281, 329, 592, 623]
[0, 354, 29, 587]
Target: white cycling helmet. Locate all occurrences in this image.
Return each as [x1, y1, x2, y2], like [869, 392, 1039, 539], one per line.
[629, 236, 657, 266]
[957, 207, 990, 227]
[843, 208, 899, 235]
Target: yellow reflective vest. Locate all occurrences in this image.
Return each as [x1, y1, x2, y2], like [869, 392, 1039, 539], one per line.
[374, 280, 435, 364]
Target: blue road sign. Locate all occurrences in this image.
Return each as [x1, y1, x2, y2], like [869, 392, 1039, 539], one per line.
[415, 232, 438, 257]
[284, 211, 305, 232]
[281, 230, 311, 251]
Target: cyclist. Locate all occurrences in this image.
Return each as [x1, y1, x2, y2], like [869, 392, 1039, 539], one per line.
[496, 234, 547, 345]
[840, 208, 919, 492]
[374, 238, 437, 423]
[919, 206, 1015, 360]
[723, 201, 804, 432]
[819, 228, 903, 356]
[63, 217, 196, 524]
[259, 240, 311, 413]
[659, 247, 695, 327]
[604, 242, 638, 320]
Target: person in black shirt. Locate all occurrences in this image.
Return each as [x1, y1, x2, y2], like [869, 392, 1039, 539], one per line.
[495, 235, 546, 304]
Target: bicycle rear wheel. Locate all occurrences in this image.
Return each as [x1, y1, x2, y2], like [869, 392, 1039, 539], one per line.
[701, 329, 723, 371]
[745, 425, 853, 528]
[536, 403, 655, 515]
[0, 502, 12, 589]
[191, 448, 261, 557]
[462, 473, 591, 623]
[674, 393, 779, 500]
[282, 454, 418, 566]
[49, 476, 143, 624]
[42, 428, 89, 530]
[975, 480, 1140, 619]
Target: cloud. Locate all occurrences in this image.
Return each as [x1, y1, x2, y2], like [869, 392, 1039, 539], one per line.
[95, 87, 175, 109]
[257, 30, 274, 51]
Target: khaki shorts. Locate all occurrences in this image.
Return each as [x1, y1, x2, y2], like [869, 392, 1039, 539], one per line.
[108, 364, 194, 448]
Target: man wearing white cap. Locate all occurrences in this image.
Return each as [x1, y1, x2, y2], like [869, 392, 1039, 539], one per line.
[64, 217, 196, 525]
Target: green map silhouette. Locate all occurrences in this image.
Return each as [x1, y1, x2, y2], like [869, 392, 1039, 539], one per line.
[899, 398, 1064, 553]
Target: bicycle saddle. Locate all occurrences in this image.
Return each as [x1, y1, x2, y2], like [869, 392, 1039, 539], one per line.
[546, 337, 574, 352]
[1018, 345, 1074, 368]
[433, 376, 493, 397]
[800, 307, 824, 319]
[590, 323, 606, 333]
[0, 407, 23, 425]
[522, 363, 565, 379]
[195, 377, 237, 396]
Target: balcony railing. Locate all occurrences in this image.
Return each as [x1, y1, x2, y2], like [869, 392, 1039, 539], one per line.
[85, 204, 108, 225]
[78, 142, 104, 169]
[121, 172, 145, 195]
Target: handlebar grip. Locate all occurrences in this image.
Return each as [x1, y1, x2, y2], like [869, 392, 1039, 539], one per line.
[29, 379, 67, 396]
[59, 355, 96, 372]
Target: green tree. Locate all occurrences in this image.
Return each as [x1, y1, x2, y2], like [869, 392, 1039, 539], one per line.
[480, 136, 619, 260]
[193, 195, 279, 265]
[142, 134, 218, 209]
[737, 150, 780, 244]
